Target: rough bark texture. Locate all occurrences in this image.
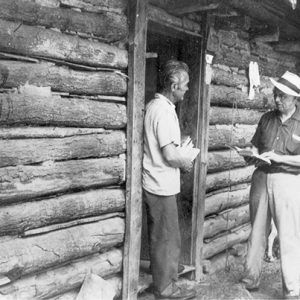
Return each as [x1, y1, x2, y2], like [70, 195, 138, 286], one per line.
[0, 188, 125, 236]
[0, 61, 127, 95]
[0, 132, 126, 167]
[0, 249, 122, 299]
[0, 0, 128, 43]
[203, 224, 251, 259]
[208, 150, 247, 173]
[205, 186, 250, 216]
[0, 156, 125, 203]
[0, 19, 128, 68]
[209, 106, 263, 125]
[204, 204, 250, 238]
[210, 85, 274, 110]
[0, 91, 126, 128]
[147, 4, 201, 33]
[206, 166, 255, 192]
[0, 217, 124, 281]
[208, 124, 257, 150]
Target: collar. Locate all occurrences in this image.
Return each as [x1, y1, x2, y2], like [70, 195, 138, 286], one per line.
[155, 93, 176, 109]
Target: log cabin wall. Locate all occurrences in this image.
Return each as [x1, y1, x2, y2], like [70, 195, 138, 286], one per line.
[0, 0, 128, 299]
[182, 15, 300, 274]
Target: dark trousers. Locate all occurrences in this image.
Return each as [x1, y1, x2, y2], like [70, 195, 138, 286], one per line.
[143, 189, 181, 294]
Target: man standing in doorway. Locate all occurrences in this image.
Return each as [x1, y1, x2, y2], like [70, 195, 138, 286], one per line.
[142, 59, 198, 299]
[241, 71, 300, 299]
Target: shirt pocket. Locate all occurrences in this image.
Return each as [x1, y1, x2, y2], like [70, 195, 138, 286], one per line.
[287, 129, 300, 155]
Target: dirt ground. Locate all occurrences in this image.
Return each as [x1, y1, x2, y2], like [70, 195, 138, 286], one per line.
[139, 255, 283, 300]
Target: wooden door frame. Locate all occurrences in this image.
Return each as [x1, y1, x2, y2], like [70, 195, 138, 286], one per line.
[123, 2, 211, 298]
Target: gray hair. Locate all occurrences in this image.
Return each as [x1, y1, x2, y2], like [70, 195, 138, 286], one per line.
[159, 59, 189, 92]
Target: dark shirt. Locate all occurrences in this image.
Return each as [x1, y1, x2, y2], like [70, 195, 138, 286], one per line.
[251, 104, 300, 174]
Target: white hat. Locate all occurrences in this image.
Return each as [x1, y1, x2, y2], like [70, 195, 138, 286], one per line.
[270, 71, 300, 97]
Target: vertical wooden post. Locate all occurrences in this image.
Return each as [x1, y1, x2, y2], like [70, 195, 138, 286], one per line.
[190, 13, 211, 281]
[122, 0, 147, 300]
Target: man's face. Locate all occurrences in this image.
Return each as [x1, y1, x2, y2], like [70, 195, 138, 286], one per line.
[273, 88, 297, 114]
[173, 72, 189, 103]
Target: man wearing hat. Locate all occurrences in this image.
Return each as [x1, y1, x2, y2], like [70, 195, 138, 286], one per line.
[241, 71, 300, 299]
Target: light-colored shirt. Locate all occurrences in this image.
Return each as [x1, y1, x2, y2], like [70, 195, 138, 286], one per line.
[142, 93, 181, 195]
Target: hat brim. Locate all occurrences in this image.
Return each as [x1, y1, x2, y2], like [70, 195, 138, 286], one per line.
[270, 78, 300, 97]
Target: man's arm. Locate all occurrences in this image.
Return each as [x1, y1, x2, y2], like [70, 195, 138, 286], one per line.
[162, 143, 193, 172]
[260, 152, 300, 167]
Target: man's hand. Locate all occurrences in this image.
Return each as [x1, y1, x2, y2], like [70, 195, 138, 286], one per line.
[260, 151, 283, 163]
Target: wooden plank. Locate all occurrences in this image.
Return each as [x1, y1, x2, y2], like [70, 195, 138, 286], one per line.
[0, 132, 125, 167]
[190, 14, 210, 281]
[123, 1, 147, 300]
[0, 217, 124, 280]
[0, 61, 127, 95]
[0, 249, 122, 299]
[205, 186, 250, 216]
[0, 188, 125, 236]
[0, 0, 128, 43]
[0, 156, 125, 204]
[0, 19, 127, 68]
[0, 92, 126, 128]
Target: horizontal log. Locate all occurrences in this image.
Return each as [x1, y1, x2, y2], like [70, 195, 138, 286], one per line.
[206, 166, 254, 192]
[274, 41, 300, 54]
[209, 106, 263, 125]
[250, 42, 298, 77]
[208, 124, 257, 150]
[204, 204, 250, 238]
[0, 0, 128, 43]
[0, 61, 127, 95]
[208, 150, 246, 173]
[148, 5, 201, 34]
[205, 186, 250, 216]
[0, 217, 124, 281]
[0, 127, 106, 139]
[210, 85, 274, 109]
[0, 131, 126, 167]
[0, 19, 127, 68]
[181, 165, 253, 200]
[0, 156, 125, 203]
[0, 89, 126, 128]
[23, 212, 125, 237]
[59, 0, 127, 14]
[203, 223, 251, 259]
[212, 66, 248, 87]
[0, 248, 122, 299]
[0, 188, 125, 236]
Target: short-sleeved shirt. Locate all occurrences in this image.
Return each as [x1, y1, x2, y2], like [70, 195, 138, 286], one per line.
[142, 93, 181, 195]
[251, 104, 300, 174]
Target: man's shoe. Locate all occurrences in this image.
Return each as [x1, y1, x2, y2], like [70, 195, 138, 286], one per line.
[155, 285, 197, 299]
[240, 277, 260, 291]
[284, 292, 300, 299]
